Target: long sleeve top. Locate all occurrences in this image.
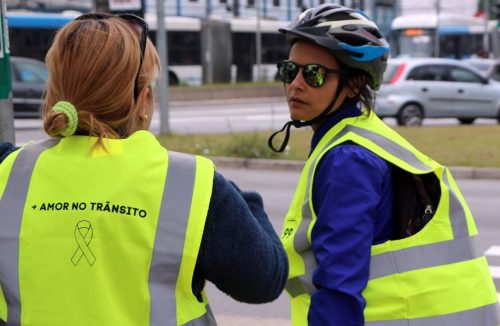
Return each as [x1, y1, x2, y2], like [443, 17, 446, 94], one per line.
[308, 104, 394, 325]
[0, 141, 288, 304]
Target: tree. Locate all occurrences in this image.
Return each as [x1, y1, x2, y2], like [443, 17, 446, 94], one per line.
[477, 0, 498, 19]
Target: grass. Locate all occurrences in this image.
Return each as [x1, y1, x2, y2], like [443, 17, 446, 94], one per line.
[171, 81, 282, 89]
[157, 124, 500, 168]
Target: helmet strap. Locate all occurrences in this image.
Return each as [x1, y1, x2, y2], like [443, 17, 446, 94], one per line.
[268, 74, 346, 153]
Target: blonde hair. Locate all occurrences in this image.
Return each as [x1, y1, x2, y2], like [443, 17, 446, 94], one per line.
[42, 16, 160, 144]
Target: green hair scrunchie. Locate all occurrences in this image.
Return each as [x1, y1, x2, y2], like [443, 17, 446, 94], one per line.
[52, 101, 78, 137]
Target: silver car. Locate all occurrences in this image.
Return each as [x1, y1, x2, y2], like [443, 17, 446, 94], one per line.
[10, 56, 48, 118]
[376, 58, 500, 126]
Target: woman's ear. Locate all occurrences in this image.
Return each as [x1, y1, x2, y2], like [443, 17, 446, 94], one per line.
[140, 86, 150, 102]
[346, 86, 359, 98]
[346, 75, 366, 98]
[138, 86, 151, 119]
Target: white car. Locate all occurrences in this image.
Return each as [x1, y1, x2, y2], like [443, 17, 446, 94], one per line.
[375, 58, 500, 126]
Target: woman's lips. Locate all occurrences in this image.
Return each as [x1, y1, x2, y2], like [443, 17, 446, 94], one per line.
[289, 96, 307, 105]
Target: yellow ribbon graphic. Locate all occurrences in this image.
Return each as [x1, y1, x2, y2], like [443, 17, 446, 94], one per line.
[71, 220, 96, 266]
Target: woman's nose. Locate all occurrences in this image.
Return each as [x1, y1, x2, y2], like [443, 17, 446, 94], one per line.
[289, 68, 305, 88]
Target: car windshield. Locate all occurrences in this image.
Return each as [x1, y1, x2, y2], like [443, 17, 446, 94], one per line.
[383, 62, 402, 84]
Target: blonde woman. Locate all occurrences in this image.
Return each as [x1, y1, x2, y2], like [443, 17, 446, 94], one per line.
[0, 13, 287, 325]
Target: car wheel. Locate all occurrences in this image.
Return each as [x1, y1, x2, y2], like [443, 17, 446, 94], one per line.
[458, 118, 475, 125]
[168, 72, 179, 86]
[397, 104, 423, 126]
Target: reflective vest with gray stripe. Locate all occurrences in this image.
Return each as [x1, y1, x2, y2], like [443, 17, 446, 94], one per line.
[281, 113, 500, 325]
[0, 137, 217, 326]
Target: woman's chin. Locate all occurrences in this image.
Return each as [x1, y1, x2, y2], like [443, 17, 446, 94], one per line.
[290, 110, 310, 122]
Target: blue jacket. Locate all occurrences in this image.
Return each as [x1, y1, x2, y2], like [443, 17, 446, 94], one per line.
[309, 104, 394, 325]
[0, 140, 288, 304]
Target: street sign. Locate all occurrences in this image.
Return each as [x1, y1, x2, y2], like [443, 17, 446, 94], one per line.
[0, 0, 15, 143]
[0, 0, 11, 98]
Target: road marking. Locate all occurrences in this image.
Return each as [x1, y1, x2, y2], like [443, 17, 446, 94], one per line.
[491, 266, 500, 279]
[485, 246, 500, 257]
[485, 246, 500, 300]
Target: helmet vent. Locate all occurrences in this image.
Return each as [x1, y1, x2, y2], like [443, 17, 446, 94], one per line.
[333, 32, 369, 46]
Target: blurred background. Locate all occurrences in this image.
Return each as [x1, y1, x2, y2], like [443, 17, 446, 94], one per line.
[5, 0, 500, 86]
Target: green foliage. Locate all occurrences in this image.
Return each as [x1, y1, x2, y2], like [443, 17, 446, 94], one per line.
[223, 132, 283, 159]
[157, 130, 308, 159]
[395, 125, 500, 167]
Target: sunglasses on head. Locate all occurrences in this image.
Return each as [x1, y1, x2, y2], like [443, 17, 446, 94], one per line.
[277, 60, 341, 88]
[75, 13, 149, 100]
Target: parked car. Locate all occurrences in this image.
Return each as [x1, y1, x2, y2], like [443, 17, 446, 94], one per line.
[462, 58, 500, 82]
[376, 57, 500, 126]
[10, 56, 48, 118]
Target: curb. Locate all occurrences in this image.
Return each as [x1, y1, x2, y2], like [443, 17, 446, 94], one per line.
[210, 156, 500, 180]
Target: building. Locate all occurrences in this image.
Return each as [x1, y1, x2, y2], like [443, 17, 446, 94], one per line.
[7, 0, 398, 37]
[399, 0, 479, 17]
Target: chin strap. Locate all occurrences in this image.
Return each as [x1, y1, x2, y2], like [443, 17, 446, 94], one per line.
[268, 76, 346, 153]
[268, 119, 308, 153]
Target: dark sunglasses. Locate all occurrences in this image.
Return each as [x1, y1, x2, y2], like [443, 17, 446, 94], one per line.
[75, 13, 149, 100]
[277, 60, 341, 88]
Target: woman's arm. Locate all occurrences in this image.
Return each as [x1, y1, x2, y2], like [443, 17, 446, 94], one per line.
[0, 142, 18, 163]
[192, 171, 288, 303]
[309, 144, 393, 326]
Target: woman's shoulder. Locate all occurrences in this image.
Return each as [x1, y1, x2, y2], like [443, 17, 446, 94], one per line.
[321, 142, 391, 176]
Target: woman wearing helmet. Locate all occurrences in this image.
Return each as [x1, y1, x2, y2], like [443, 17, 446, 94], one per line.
[274, 4, 500, 326]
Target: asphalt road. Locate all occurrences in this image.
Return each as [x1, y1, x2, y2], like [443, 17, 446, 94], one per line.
[10, 99, 500, 324]
[12, 97, 499, 146]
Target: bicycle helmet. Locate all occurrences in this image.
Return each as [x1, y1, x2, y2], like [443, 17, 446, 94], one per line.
[279, 3, 390, 90]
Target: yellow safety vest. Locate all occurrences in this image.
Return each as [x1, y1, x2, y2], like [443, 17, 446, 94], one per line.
[0, 131, 216, 326]
[281, 112, 500, 325]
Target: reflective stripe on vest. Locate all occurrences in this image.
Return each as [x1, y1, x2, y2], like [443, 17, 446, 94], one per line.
[148, 150, 216, 326]
[0, 139, 59, 326]
[0, 140, 215, 326]
[284, 123, 499, 325]
[287, 124, 435, 297]
[365, 303, 500, 326]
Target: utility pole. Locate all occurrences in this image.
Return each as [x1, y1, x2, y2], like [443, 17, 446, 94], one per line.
[233, 0, 240, 17]
[0, 0, 15, 144]
[434, 0, 440, 58]
[484, 0, 490, 55]
[157, 0, 170, 134]
[206, 0, 212, 17]
[256, 0, 262, 81]
[93, 0, 109, 13]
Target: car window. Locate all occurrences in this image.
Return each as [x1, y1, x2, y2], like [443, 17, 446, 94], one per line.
[14, 61, 48, 83]
[406, 65, 446, 81]
[448, 66, 483, 83]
